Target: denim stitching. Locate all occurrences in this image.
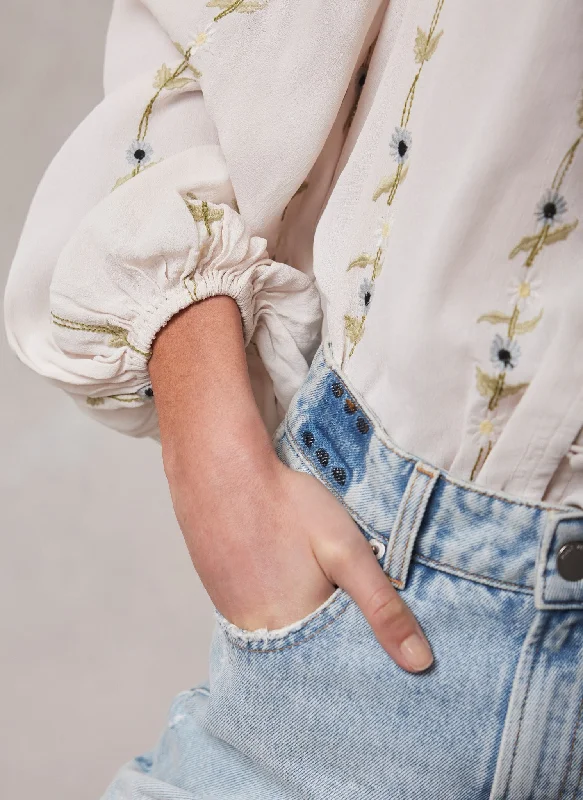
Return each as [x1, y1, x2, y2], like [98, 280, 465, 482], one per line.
[223, 599, 352, 654]
[387, 468, 420, 580]
[323, 342, 571, 513]
[572, 746, 583, 800]
[285, 421, 390, 542]
[558, 692, 583, 800]
[286, 421, 534, 593]
[501, 617, 546, 800]
[396, 469, 436, 584]
[414, 555, 532, 593]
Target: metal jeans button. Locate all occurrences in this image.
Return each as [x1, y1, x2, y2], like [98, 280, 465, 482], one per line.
[557, 541, 583, 582]
[369, 539, 386, 560]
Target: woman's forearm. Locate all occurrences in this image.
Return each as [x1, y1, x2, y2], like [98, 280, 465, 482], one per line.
[149, 296, 277, 491]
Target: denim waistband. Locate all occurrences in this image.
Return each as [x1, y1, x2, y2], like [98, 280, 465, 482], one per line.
[281, 344, 583, 611]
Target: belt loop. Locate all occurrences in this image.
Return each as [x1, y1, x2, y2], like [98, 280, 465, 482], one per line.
[382, 461, 439, 589]
[535, 511, 583, 611]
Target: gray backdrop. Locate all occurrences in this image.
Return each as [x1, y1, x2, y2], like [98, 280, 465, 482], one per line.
[0, 2, 214, 797]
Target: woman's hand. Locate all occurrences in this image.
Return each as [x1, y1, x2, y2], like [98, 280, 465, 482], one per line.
[149, 296, 433, 673]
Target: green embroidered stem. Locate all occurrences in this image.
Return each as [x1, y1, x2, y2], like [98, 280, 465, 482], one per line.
[109, 394, 142, 403]
[344, 0, 446, 360]
[371, 246, 383, 280]
[507, 305, 520, 339]
[184, 196, 225, 234]
[183, 276, 198, 302]
[469, 440, 492, 482]
[471, 93, 583, 477]
[386, 163, 403, 207]
[51, 313, 150, 359]
[488, 373, 505, 411]
[213, 0, 246, 21]
[552, 135, 582, 192]
[524, 224, 549, 268]
[201, 201, 212, 236]
[137, 53, 193, 144]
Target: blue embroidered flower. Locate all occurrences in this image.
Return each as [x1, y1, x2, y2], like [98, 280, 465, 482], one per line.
[126, 139, 153, 168]
[389, 127, 412, 164]
[490, 335, 520, 372]
[359, 278, 375, 315]
[136, 384, 154, 400]
[535, 189, 567, 227]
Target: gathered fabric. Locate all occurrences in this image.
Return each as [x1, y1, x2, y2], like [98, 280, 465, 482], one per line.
[5, 0, 583, 502]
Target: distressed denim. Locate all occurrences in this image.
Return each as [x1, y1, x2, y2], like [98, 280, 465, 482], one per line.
[103, 344, 583, 800]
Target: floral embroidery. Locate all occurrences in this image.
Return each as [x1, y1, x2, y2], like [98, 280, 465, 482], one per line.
[207, 0, 269, 20]
[180, 194, 226, 300]
[507, 275, 541, 310]
[51, 313, 151, 358]
[184, 192, 225, 236]
[358, 278, 375, 315]
[535, 189, 567, 227]
[344, 0, 446, 360]
[113, 2, 269, 190]
[86, 385, 154, 408]
[490, 335, 520, 372]
[389, 127, 412, 164]
[112, 43, 202, 190]
[469, 91, 582, 479]
[126, 139, 153, 168]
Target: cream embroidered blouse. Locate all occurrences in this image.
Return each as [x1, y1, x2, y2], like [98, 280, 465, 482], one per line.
[5, 0, 583, 506]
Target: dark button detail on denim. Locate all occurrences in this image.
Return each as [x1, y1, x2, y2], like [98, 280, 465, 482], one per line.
[356, 417, 370, 435]
[332, 382, 344, 398]
[344, 398, 358, 415]
[316, 448, 329, 467]
[557, 541, 583, 582]
[332, 467, 347, 486]
[302, 430, 315, 448]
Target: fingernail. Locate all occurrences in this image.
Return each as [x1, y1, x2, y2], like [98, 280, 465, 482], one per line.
[401, 633, 433, 672]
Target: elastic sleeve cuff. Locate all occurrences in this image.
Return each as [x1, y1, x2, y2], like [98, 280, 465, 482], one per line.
[49, 158, 321, 437]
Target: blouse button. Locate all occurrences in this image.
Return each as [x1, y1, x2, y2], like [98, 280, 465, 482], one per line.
[316, 448, 329, 467]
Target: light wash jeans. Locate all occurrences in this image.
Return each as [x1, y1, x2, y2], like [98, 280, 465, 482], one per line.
[103, 344, 583, 799]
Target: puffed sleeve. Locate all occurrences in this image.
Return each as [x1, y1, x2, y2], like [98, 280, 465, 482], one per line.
[4, 0, 322, 438]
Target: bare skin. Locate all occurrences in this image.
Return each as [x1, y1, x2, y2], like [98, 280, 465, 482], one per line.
[149, 296, 433, 673]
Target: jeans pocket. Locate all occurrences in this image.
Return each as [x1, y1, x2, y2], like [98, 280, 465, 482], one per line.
[214, 586, 352, 653]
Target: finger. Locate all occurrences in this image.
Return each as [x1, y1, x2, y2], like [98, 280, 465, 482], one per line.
[324, 534, 434, 673]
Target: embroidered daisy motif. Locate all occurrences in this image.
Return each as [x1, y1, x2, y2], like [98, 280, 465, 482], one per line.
[389, 127, 412, 164]
[468, 410, 503, 447]
[508, 275, 541, 309]
[490, 334, 520, 372]
[358, 278, 375, 315]
[126, 140, 153, 167]
[188, 22, 216, 52]
[136, 384, 154, 400]
[375, 213, 394, 248]
[535, 189, 568, 227]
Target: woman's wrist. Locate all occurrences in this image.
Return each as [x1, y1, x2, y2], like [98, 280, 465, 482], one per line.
[149, 295, 279, 492]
